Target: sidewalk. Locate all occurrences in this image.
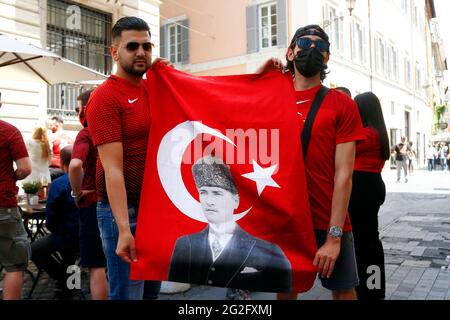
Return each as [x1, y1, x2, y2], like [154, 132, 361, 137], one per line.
[1, 169, 449, 300]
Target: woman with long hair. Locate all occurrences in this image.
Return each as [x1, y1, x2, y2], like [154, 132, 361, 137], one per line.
[23, 127, 52, 186]
[349, 92, 390, 300]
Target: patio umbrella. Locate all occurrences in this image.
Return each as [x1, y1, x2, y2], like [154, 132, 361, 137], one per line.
[0, 33, 107, 85]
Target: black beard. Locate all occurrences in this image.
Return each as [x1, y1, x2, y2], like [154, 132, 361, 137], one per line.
[123, 65, 147, 77]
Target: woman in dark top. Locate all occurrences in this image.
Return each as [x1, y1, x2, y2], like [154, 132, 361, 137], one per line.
[349, 92, 390, 300]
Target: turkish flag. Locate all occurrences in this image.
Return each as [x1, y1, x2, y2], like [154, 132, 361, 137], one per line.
[131, 64, 317, 293]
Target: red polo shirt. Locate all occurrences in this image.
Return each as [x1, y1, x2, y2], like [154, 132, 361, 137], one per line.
[0, 120, 29, 207]
[72, 127, 97, 208]
[354, 127, 386, 173]
[296, 85, 365, 231]
[87, 75, 151, 205]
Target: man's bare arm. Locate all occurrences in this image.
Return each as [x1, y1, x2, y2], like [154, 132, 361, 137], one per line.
[97, 142, 137, 263]
[15, 157, 32, 180]
[330, 141, 355, 232]
[68, 158, 84, 197]
[313, 141, 355, 278]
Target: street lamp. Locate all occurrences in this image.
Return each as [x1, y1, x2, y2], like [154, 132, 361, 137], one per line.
[323, 0, 357, 28]
[347, 0, 356, 16]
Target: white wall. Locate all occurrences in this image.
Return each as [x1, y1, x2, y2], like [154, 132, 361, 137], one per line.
[0, 0, 45, 138]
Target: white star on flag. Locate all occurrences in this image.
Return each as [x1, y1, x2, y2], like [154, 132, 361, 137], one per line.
[242, 160, 281, 196]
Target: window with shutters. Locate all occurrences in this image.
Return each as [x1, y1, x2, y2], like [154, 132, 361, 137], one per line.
[324, 5, 343, 55]
[351, 21, 366, 66]
[374, 35, 386, 75]
[404, 56, 412, 88]
[413, 5, 418, 27]
[259, 2, 277, 49]
[160, 18, 189, 64]
[387, 44, 399, 81]
[246, 0, 286, 53]
[46, 0, 111, 121]
[402, 0, 408, 15]
[415, 63, 422, 93]
[168, 24, 182, 63]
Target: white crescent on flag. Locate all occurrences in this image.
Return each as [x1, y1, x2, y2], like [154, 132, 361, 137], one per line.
[156, 120, 252, 223]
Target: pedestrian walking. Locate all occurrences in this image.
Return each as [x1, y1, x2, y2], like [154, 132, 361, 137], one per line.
[391, 136, 410, 183]
[426, 144, 436, 171]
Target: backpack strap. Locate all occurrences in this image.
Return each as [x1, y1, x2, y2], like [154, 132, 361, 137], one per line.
[301, 85, 329, 158]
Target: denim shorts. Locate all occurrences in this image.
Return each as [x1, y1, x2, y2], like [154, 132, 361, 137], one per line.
[96, 201, 144, 300]
[0, 207, 31, 272]
[315, 230, 360, 291]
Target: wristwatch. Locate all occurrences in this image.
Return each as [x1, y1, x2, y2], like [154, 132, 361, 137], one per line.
[328, 226, 343, 238]
[71, 190, 81, 198]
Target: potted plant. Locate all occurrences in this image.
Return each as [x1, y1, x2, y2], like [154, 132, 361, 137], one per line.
[22, 181, 42, 205]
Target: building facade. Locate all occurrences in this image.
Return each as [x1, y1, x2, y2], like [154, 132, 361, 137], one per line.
[160, 0, 447, 166]
[426, 0, 448, 139]
[0, 0, 161, 139]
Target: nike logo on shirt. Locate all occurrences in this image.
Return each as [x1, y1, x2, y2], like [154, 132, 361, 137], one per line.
[128, 98, 138, 104]
[296, 99, 310, 104]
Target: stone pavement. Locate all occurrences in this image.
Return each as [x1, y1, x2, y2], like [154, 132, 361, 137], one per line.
[1, 168, 449, 300]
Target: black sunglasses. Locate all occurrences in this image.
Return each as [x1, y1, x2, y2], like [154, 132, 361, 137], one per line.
[124, 42, 153, 52]
[296, 38, 329, 52]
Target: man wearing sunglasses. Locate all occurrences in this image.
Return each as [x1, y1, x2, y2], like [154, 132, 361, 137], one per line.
[86, 17, 164, 300]
[258, 25, 365, 300]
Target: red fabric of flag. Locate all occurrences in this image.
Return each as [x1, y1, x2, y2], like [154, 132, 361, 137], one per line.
[131, 64, 317, 293]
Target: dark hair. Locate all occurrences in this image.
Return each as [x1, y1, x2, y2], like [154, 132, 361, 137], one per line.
[60, 145, 73, 167]
[51, 115, 64, 124]
[112, 17, 151, 41]
[354, 92, 390, 160]
[286, 24, 330, 81]
[335, 87, 352, 98]
[77, 89, 94, 108]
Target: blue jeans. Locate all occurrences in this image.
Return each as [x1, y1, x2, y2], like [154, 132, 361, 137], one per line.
[96, 202, 144, 300]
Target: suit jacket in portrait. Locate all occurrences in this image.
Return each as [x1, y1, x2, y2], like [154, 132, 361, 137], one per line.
[168, 225, 292, 292]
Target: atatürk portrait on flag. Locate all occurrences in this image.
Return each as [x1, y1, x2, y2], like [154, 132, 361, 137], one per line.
[167, 155, 292, 292]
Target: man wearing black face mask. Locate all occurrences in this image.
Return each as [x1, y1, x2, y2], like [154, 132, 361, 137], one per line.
[257, 25, 365, 300]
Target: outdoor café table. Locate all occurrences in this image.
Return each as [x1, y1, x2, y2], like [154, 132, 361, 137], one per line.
[19, 202, 47, 242]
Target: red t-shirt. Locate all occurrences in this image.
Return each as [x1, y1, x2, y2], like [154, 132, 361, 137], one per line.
[50, 133, 74, 168]
[87, 75, 151, 205]
[72, 127, 97, 208]
[0, 120, 29, 207]
[354, 127, 386, 173]
[296, 85, 365, 231]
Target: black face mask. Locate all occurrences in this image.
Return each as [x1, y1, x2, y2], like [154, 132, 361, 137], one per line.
[294, 47, 327, 78]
